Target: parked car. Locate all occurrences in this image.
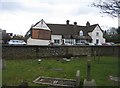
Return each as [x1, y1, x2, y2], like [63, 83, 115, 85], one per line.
[115, 43, 120, 46]
[76, 42, 85, 45]
[8, 40, 26, 45]
[88, 43, 95, 45]
[102, 42, 115, 46]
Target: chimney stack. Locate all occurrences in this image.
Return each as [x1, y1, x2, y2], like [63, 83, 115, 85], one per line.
[66, 20, 70, 25]
[86, 21, 90, 26]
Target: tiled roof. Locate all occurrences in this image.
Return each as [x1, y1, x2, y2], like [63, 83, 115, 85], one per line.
[47, 23, 98, 36]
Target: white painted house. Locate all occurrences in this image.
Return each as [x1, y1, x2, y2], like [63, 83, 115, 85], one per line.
[88, 25, 105, 45]
[25, 19, 105, 45]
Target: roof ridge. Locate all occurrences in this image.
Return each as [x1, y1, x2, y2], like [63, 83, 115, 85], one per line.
[47, 23, 86, 27]
[90, 24, 98, 26]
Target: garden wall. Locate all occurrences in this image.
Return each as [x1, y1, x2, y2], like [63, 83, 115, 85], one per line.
[2, 45, 120, 59]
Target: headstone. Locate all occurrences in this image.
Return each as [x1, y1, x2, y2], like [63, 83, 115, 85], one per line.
[83, 79, 96, 87]
[76, 70, 80, 87]
[83, 59, 96, 87]
[86, 59, 91, 81]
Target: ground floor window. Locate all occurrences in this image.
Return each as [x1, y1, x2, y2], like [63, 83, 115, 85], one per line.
[76, 39, 86, 44]
[54, 39, 60, 44]
[65, 39, 75, 45]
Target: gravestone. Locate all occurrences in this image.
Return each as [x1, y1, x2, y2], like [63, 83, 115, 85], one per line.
[83, 59, 96, 88]
[76, 70, 80, 87]
[86, 59, 91, 81]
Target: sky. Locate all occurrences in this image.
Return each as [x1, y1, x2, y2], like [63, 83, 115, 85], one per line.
[0, 0, 118, 35]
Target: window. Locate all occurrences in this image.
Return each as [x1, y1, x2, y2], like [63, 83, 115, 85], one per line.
[76, 39, 86, 44]
[79, 30, 83, 36]
[96, 39, 99, 44]
[96, 32, 99, 36]
[65, 39, 74, 45]
[54, 39, 60, 44]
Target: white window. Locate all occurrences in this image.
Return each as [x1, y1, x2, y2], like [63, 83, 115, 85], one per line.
[65, 39, 74, 45]
[79, 30, 83, 36]
[76, 39, 86, 44]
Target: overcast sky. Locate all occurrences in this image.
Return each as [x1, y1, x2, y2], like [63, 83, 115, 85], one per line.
[0, 0, 118, 35]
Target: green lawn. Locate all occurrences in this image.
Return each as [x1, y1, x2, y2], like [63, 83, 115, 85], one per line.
[2, 56, 119, 87]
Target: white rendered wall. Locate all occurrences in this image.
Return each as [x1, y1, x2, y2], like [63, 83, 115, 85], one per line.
[90, 25, 105, 44]
[27, 37, 50, 45]
[51, 35, 62, 45]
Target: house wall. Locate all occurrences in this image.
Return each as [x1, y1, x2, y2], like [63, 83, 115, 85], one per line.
[90, 25, 105, 44]
[32, 29, 51, 40]
[27, 37, 50, 45]
[33, 19, 51, 31]
[51, 35, 62, 45]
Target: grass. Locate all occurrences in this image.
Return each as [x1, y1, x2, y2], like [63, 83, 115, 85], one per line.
[0, 70, 2, 87]
[2, 56, 119, 87]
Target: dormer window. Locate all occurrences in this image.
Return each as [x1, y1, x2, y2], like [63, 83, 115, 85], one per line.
[79, 30, 83, 36]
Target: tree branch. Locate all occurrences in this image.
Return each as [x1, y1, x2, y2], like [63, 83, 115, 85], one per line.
[91, 0, 120, 17]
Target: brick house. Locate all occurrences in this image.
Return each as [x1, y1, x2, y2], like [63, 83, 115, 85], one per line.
[25, 19, 105, 45]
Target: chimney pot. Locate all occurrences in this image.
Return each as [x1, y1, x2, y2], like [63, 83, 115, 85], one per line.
[66, 20, 70, 25]
[74, 22, 77, 25]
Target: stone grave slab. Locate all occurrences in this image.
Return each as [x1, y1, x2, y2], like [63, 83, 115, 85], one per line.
[33, 76, 76, 87]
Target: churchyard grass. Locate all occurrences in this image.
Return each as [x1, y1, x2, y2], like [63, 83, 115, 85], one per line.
[2, 56, 118, 86]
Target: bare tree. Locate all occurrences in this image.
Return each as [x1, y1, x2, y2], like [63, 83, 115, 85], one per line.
[92, 0, 120, 17]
